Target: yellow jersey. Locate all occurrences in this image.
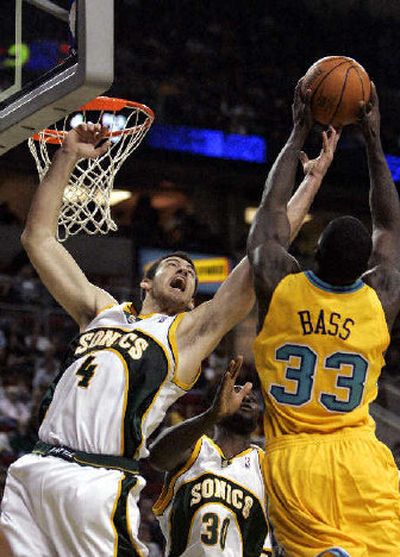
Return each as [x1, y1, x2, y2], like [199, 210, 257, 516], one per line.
[253, 271, 390, 441]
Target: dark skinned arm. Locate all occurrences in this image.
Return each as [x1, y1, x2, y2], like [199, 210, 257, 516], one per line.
[148, 357, 251, 472]
[248, 81, 313, 255]
[360, 83, 400, 329]
[361, 84, 400, 269]
[247, 82, 341, 328]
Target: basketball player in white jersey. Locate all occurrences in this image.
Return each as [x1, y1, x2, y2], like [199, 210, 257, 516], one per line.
[0, 121, 336, 556]
[150, 356, 272, 557]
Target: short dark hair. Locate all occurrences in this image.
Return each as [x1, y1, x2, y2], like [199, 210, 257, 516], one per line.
[316, 216, 372, 284]
[143, 251, 199, 293]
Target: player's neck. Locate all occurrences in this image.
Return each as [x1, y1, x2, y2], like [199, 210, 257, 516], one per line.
[140, 298, 179, 316]
[314, 267, 357, 287]
[213, 427, 251, 460]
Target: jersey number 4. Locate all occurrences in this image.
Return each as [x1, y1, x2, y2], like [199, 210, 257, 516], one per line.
[75, 356, 97, 388]
[270, 343, 368, 412]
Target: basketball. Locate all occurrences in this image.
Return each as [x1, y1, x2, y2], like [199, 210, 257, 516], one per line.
[302, 56, 371, 127]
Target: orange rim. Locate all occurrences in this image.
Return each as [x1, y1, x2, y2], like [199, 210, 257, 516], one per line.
[31, 96, 155, 144]
[79, 96, 154, 117]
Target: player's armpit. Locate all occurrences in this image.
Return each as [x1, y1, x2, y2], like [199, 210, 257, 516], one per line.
[175, 258, 254, 380]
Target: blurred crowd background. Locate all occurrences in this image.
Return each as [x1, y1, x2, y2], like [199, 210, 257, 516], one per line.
[1, 0, 400, 554]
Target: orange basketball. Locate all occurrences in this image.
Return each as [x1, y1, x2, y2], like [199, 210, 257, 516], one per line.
[302, 56, 371, 127]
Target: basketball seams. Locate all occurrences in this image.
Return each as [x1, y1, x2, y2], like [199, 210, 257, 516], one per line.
[352, 64, 370, 103]
[328, 64, 353, 126]
[310, 60, 351, 105]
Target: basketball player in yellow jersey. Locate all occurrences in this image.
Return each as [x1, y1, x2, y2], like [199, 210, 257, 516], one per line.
[248, 81, 400, 556]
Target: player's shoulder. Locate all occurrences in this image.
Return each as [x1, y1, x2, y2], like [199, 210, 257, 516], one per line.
[362, 264, 400, 328]
[85, 301, 137, 329]
[362, 264, 400, 298]
[252, 244, 300, 292]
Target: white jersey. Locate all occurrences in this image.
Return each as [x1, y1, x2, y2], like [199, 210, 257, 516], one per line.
[154, 435, 272, 557]
[39, 303, 195, 459]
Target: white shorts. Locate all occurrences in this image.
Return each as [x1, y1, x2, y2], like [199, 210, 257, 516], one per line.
[0, 453, 148, 557]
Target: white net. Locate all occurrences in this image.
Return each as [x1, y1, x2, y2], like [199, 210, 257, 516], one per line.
[28, 97, 154, 242]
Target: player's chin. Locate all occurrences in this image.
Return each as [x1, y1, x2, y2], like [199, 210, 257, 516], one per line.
[221, 412, 258, 435]
[167, 288, 191, 310]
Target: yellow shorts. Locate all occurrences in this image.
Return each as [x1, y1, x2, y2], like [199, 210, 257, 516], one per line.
[264, 428, 400, 557]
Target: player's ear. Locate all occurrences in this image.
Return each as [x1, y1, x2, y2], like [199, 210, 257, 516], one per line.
[140, 277, 152, 293]
[187, 298, 195, 311]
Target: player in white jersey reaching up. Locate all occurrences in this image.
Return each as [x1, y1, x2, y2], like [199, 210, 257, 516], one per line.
[0, 118, 336, 556]
[150, 356, 272, 557]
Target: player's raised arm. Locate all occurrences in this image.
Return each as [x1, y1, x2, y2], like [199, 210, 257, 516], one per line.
[247, 82, 315, 309]
[359, 83, 400, 329]
[360, 84, 400, 269]
[149, 356, 251, 471]
[173, 87, 340, 383]
[286, 126, 340, 241]
[247, 81, 313, 256]
[247, 84, 340, 326]
[21, 123, 115, 328]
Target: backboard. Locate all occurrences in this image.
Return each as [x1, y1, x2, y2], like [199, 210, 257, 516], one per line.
[0, 0, 114, 154]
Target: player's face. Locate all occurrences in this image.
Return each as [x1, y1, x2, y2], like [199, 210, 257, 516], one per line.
[234, 386, 259, 421]
[221, 386, 260, 434]
[151, 257, 197, 311]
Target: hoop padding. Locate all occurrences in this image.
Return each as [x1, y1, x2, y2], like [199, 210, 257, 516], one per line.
[28, 97, 155, 242]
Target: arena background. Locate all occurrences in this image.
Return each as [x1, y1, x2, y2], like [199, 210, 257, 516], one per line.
[0, 1, 400, 554]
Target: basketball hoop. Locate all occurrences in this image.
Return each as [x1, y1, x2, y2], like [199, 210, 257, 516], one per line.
[28, 97, 155, 242]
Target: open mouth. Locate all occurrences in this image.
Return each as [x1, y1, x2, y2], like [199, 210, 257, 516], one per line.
[170, 275, 186, 292]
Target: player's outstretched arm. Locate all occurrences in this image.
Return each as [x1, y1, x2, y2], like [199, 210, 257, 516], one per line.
[359, 83, 400, 329]
[247, 81, 314, 311]
[174, 85, 329, 382]
[149, 356, 251, 471]
[247, 79, 313, 255]
[287, 125, 341, 240]
[360, 83, 400, 269]
[247, 85, 340, 327]
[21, 123, 115, 328]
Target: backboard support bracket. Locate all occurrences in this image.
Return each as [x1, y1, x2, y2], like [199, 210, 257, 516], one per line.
[0, 0, 114, 154]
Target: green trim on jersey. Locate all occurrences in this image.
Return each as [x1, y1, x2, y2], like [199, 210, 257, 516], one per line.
[113, 475, 142, 556]
[122, 333, 169, 458]
[38, 367, 67, 425]
[168, 472, 268, 557]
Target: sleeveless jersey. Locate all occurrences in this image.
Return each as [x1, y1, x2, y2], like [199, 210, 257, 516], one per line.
[153, 435, 271, 557]
[253, 271, 390, 440]
[38, 303, 196, 459]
